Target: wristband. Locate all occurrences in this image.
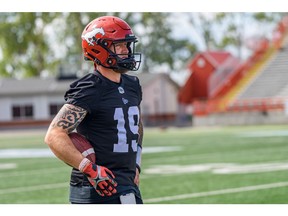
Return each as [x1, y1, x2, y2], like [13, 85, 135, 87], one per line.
[136, 145, 142, 173]
[78, 158, 91, 172]
[136, 164, 141, 174]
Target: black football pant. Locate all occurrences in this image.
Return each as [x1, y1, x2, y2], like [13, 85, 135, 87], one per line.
[71, 196, 143, 204]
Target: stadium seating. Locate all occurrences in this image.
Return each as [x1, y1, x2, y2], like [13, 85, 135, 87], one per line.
[237, 39, 288, 100]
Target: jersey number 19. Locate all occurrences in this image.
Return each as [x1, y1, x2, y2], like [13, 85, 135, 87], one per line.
[113, 106, 139, 153]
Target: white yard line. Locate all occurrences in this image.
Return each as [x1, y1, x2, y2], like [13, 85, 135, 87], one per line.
[0, 167, 69, 178]
[238, 131, 288, 137]
[0, 182, 68, 195]
[0, 146, 181, 159]
[144, 182, 288, 203]
[2, 180, 288, 205]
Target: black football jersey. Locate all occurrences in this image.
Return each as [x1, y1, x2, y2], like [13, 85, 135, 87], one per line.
[65, 70, 142, 187]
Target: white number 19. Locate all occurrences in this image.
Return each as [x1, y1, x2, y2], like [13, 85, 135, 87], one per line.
[113, 106, 139, 153]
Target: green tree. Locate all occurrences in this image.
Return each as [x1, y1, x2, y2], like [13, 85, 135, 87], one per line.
[252, 12, 282, 25]
[187, 13, 217, 51]
[134, 12, 197, 72]
[0, 13, 60, 78]
[0, 12, 198, 78]
[214, 13, 248, 58]
[211, 13, 283, 59]
[54, 12, 107, 76]
[59, 12, 197, 73]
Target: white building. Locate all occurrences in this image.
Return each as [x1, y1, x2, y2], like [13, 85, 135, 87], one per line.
[0, 72, 180, 128]
[135, 72, 180, 126]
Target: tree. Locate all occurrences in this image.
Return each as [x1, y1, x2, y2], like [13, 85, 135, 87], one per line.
[186, 13, 217, 51]
[0, 13, 60, 78]
[214, 13, 248, 59]
[54, 12, 107, 76]
[58, 12, 197, 73]
[2, 12, 282, 78]
[252, 12, 283, 26]
[202, 13, 283, 59]
[0, 12, 198, 78]
[132, 12, 197, 72]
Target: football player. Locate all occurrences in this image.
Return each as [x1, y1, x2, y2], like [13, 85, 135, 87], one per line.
[44, 15, 143, 204]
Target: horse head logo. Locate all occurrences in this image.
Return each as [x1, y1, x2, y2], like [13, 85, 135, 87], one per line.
[82, 27, 105, 46]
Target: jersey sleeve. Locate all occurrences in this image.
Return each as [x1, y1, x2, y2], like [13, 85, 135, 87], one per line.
[126, 74, 142, 105]
[64, 75, 101, 114]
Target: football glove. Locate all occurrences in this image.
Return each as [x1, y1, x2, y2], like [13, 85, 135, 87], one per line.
[79, 158, 117, 196]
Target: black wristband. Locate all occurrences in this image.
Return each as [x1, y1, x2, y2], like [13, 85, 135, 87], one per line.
[136, 164, 141, 174]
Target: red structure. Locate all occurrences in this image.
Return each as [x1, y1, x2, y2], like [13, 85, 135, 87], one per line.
[178, 51, 233, 104]
[178, 48, 270, 115]
[178, 16, 288, 116]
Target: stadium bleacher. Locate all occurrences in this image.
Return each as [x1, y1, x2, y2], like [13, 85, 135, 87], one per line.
[237, 39, 288, 100]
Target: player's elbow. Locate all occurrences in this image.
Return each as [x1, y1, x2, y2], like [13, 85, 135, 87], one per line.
[44, 131, 53, 147]
[44, 128, 59, 148]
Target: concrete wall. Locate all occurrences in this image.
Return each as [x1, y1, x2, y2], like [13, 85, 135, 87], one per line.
[193, 110, 288, 126]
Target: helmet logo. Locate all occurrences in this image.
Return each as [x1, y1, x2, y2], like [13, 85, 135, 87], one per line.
[82, 27, 105, 46]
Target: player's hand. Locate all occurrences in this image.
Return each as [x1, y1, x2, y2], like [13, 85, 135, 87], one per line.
[87, 164, 117, 196]
[79, 158, 117, 196]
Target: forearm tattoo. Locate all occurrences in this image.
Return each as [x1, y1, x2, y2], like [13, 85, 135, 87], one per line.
[51, 104, 87, 133]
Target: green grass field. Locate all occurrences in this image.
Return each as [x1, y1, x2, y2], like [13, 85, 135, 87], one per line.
[0, 124, 288, 204]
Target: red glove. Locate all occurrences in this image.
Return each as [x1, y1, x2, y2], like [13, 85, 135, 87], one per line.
[79, 158, 117, 196]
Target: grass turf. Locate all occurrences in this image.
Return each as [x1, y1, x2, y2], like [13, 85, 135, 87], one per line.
[0, 125, 288, 204]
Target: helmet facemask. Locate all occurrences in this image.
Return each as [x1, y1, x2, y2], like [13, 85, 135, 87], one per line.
[94, 36, 141, 73]
[109, 37, 141, 73]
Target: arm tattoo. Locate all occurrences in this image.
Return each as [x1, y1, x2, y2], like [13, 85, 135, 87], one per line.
[51, 104, 87, 133]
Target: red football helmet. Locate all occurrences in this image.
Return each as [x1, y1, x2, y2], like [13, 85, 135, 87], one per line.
[81, 16, 141, 73]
